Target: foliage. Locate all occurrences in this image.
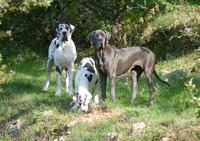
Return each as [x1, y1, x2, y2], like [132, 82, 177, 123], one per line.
[184, 78, 200, 118]
[0, 54, 14, 92]
[1, 0, 199, 61]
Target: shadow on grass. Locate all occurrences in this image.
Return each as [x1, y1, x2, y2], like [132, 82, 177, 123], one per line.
[0, 66, 73, 128]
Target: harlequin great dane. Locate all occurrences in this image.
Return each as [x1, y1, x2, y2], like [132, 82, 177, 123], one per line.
[43, 24, 77, 96]
[88, 29, 170, 106]
[71, 57, 99, 112]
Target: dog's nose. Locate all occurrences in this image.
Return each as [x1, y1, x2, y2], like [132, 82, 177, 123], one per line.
[98, 38, 103, 42]
[62, 31, 67, 36]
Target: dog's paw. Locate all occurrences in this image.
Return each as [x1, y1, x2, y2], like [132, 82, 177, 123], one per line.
[55, 91, 61, 96]
[69, 101, 75, 106]
[42, 86, 48, 91]
[42, 88, 47, 91]
[66, 88, 69, 93]
[70, 105, 78, 111]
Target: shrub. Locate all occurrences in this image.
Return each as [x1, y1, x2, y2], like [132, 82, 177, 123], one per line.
[0, 54, 14, 92]
[184, 78, 200, 118]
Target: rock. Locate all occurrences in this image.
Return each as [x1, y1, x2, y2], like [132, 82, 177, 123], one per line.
[193, 77, 200, 84]
[33, 59, 42, 63]
[17, 56, 25, 62]
[132, 122, 146, 130]
[161, 70, 187, 82]
[162, 137, 174, 141]
[43, 110, 53, 117]
[161, 70, 170, 74]
[7, 121, 21, 136]
[54, 137, 65, 141]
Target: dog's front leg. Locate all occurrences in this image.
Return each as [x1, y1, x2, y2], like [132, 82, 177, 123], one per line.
[99, 71, 107, 101]
[93, 83, 99, 104]
[109, 75, 116, 101]
[55, 66, 62, 96]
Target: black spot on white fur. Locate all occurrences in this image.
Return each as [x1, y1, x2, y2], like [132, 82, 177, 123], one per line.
[89, 59, 94, 65]
[56, 66, 62, 75]
[56, 44, 59, 48]
[88, 74, 93, 82]
[83, 63, 95, 73]
[85, 74, 93, 82]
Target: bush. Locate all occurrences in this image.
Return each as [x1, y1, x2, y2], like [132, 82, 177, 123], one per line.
[184, 78, 200, 118]
[0, 54, 15, 92]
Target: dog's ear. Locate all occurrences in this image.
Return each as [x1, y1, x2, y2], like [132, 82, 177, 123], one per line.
[87, 31, 96, 44]
[69, 24, 75, 33]
[72, 95, 77, 102]
[102, 30, 111, 46]
[73, 93, 79, 102]
[53, 25, 59, 36]
[105, 30, 111, 41]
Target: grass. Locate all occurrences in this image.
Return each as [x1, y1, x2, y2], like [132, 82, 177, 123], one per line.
[0, 51, 199, 140]
[142, 4, 200, 42]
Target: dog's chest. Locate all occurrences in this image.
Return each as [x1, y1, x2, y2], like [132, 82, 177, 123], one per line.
[54, 41, 76, 67]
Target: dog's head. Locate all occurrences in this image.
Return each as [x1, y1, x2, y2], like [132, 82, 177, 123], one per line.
[72, 92, 92, 112]
[87, 30, 111, 50]
[54, 24, 75, 42]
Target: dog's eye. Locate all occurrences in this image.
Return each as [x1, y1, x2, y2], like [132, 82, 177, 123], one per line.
[101, 33, 105, 37]
[59, 28, 62, 31]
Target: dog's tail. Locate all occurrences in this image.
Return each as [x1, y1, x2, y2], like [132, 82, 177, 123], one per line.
[154, 71, 170, 86]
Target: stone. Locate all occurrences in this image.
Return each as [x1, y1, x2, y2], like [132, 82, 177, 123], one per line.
[161, 70, 187, 82]
[193, 77, 200, 84]
[132, 122, 146, 130]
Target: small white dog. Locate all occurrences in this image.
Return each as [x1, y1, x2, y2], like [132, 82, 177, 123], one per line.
[43, 24, 77, 96]
[71, 57, 99, 112]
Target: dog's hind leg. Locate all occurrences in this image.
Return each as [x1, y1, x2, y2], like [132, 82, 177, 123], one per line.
[65, 68, 69, 93]
[43, 58, 54, 91]
[131, 66, 143, 102]
[66, 64, 74, 95]
[144, 70, 155, 106]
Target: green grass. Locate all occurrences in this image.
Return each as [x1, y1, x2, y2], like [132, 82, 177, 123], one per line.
[0, 52, 199, 141]
[142, 5, 200, 42]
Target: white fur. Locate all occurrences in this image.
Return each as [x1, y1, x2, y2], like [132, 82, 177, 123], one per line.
[43, 24, 77, 96]
[71, 58, 99, 112]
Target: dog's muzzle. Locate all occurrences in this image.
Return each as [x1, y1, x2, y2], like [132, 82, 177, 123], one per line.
[62, 32, 68, 42]
[96, 41, 104, 50]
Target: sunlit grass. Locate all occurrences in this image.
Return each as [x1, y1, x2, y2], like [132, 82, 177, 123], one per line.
[0, 51, 199, 140]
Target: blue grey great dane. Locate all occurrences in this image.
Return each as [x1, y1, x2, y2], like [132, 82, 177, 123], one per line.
[88, 29, 170, 106]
